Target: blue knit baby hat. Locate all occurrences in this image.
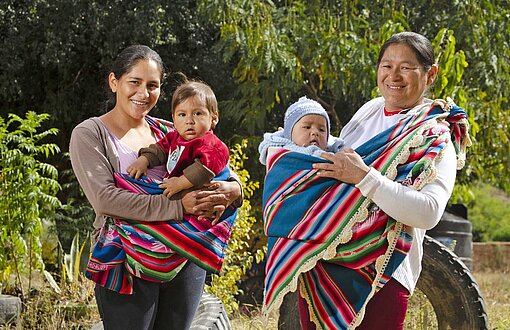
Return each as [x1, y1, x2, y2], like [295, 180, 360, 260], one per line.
[283, 96, 330, 140]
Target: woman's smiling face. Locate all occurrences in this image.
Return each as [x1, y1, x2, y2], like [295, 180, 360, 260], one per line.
[377, 43, 437, 113]
[109, 59, 161, 120]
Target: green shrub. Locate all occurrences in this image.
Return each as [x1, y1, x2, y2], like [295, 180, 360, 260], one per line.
[0, 112, 61, 296]
[53, 166, 94, 253]
[468, 183, 510, 242]
[205, 139, 266, 314]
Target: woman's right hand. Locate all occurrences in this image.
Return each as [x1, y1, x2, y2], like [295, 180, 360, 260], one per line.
[313, 148, 370, 184]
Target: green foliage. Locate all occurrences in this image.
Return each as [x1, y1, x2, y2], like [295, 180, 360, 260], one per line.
[62, 232, 90, 283]
[205, 140, 266, 314]
[405, 1, 510, 196]
[430, 28, 469, 102]
[0, 0, 237, 149]
[468, 183, 510, 242]
[199, 0, 510, 199]
[199, 0, 382, 135]
[53, 165, 95, 252]
[0, 112, 61, 295]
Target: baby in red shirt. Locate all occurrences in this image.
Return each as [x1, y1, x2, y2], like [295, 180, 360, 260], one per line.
[127, 79, 229, 199]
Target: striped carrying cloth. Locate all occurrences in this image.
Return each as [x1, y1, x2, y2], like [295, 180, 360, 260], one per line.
[262, 99, 470, 329]
[86, 168, 237, 294]
[86, 116, 237, 294]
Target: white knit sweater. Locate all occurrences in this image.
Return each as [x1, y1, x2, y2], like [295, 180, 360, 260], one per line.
[341, 97, 457, 293]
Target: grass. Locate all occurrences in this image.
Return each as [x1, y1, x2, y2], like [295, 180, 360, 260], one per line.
[473, 271, 510, 330]
[229, 270, 510, 330]
[1, 271, 508, 329]
[1, 277, 99, 330]
[230, 309, 279, 330]
[405, 289, 437, 329]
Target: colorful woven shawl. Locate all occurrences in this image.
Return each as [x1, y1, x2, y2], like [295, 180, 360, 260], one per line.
[262, 100, 470, 329]
[86, 117, 238, 294]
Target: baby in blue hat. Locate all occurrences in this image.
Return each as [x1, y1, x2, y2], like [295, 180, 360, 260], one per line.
[259, 96, 344, 165]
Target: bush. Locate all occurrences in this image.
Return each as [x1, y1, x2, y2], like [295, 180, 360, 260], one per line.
[0, 112, 61, 296]
[52, 166, 94, 253]
[205, 139, 266, 314]
[468, 183, 510, 242]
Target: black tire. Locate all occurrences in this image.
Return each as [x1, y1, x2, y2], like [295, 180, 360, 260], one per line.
[278, 290, 300, 330]
[427, 210, 474, 269]
[417, 235, 488, 330]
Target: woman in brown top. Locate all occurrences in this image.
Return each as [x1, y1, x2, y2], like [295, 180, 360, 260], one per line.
[70, 45, 242, 330]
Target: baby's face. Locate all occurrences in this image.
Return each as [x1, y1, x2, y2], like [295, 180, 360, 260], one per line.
[172, 97, 217, 141]
[291, 114, 328, 150]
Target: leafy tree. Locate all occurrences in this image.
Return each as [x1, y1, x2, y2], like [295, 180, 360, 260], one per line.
[0, 112, 61, 296]
[404, 0, 510, 195]
[0, 0, 236, 152]
[198, 0, 510, 198]
[52, 166, 94, 252]
[199, 0, 379, 135]
[3, 0, 507, 196]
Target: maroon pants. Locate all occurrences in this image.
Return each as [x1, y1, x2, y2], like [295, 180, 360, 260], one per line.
[298, 278, 410, 330]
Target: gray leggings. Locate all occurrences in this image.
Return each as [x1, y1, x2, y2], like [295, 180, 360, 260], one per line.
[95, 261, 206, 330]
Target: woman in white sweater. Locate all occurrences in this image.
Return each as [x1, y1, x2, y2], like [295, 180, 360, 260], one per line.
[309, 32, 464, 329]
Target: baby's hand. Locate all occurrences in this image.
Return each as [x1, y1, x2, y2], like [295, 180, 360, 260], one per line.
[126, 156, 149, 180]
[158, 176, 182, 198]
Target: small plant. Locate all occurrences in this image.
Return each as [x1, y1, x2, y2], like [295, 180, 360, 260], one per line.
[15, 274, 98, 329]
[205, 139, 266, 314]
[62, 232, 90, 284]
[0, 112, 61, 296]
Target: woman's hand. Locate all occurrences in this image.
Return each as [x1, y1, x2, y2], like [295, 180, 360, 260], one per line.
[313, 148, 370, 185]
[181, 180, 242, 225]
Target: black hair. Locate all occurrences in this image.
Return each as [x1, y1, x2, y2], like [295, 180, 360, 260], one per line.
[377, 32, 435, 71]
[104, 45, 165, 112]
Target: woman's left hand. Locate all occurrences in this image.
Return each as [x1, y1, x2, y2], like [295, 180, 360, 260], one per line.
[188, 180, 242, 225]
[313, 148, 370, 185]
